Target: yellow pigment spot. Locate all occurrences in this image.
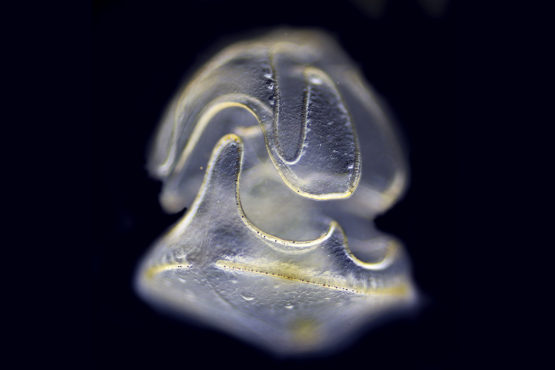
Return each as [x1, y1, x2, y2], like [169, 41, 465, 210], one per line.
[290, 318, 321, 346]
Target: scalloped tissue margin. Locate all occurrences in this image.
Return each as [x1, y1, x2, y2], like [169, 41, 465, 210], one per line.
[135, 29, 417, 356]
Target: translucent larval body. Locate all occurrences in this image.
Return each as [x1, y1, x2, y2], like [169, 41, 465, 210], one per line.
[135, 29, 417, 355]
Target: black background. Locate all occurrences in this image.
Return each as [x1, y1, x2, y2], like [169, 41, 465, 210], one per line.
[92, 0, 458, 368]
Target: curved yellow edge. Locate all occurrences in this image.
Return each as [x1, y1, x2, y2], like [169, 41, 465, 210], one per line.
[233, 125, 262, 138]
[146, 135, 402, 294]
[164, 133, 337, 249]
[379, 170, 407, 211]
[166, 133, 242, 238]
[232, 134, 338, 251]
[345, 240, 399, 270]
[157, 42, 362, 200]
[173, 102, 253, 173]
[164, 133, 398, 268]
[158, 40, 276, 178]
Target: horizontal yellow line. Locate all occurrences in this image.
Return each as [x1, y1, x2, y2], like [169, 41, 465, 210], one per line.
[145, 263, 191, 279]
[215, 260, 408, 297]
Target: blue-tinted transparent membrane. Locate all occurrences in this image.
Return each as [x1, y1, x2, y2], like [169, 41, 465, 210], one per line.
[136, 29, 417, 355]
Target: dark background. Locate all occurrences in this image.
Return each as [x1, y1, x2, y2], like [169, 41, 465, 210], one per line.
[91, 0, 457, 368]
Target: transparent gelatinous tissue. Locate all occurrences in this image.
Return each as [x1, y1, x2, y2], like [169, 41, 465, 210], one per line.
[135, 29, 417, 356]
